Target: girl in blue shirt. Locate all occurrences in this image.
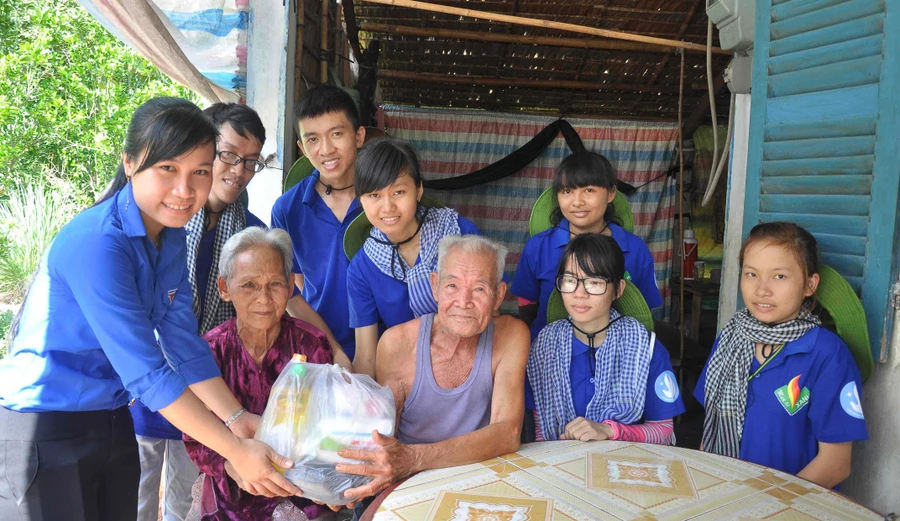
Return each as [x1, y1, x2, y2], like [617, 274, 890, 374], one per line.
[348, 137, 483, 377]
[695, 221, 867, 488]
[528, 234, 684, 443]
[0, 98, 301, 521]
[512, 151, 662, 339]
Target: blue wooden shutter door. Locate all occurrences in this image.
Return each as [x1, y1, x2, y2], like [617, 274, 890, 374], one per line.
[743, 0, 900, 360]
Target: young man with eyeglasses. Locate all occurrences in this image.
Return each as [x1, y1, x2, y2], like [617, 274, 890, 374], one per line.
[128, 103, 270, 521]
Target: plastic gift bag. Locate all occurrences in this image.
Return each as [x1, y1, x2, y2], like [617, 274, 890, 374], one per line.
[255, 354, 396, 505]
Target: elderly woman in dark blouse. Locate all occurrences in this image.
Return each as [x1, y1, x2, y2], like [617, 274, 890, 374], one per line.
[184, 227, 338, 520]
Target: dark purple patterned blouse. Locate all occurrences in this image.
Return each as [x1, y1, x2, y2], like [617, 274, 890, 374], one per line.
[184, 316, 333, 521]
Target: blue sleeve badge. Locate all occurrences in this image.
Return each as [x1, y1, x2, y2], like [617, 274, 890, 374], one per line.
[839, 382, 864, 419]
[655, 371, 680, 403]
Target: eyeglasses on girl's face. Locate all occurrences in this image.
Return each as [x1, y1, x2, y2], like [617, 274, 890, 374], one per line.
[216, 150, 266, 173]
[556, 274, 610, 295]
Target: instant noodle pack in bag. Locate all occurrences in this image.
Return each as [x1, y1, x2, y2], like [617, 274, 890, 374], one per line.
[256, 354, 396, 505]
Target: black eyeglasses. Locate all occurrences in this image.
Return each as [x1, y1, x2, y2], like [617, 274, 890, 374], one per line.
[216, 150, 266, 173]
[556, 275, 610, 295]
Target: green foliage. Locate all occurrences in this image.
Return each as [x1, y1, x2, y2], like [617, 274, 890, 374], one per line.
[0, 180, 79, 301]
[0, 0, 199, 205]
[0, 309, 12, 358]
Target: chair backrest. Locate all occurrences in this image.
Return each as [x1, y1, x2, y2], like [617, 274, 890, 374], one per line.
[343, 196, 445, 261]
[283, 156, 316, 193]
[528, 186, 635, 237]
[546, 280, 654, 332]
[816, 265, 874, 382]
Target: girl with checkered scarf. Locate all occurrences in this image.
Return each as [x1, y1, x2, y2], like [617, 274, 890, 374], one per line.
[695, 222, 868, 488]
[527, 234, 684, 443]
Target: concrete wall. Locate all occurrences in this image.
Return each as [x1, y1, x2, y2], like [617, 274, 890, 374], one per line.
[245, 0, 294, 226]
[842, 297, 900, 516]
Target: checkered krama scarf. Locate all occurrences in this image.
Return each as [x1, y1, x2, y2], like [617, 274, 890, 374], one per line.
[185, 202, 246, 334]
[701, 308, 820, 458]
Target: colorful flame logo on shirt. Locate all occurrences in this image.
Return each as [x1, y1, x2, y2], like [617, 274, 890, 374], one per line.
[773, 374, 810, 416]
[787, 375, 802, 409]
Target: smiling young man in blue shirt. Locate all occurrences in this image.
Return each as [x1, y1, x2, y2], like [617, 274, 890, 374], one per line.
[271, 86, 365, 361]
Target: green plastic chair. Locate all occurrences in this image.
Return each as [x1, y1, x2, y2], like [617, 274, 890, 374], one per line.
[816, 265, 874, 382]
[529, 186, 635, 237]
[546, 280, 654, 332]
[283, 156, 316, 192]
[343, 196, 445, 261]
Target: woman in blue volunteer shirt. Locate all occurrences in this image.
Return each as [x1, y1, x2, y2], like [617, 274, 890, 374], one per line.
[0, 98, 301, 521]
[695, 222, 867, 488]
[128, 103, 276, 521]
[528, 234, 684, 443]
[347, 137, 483, 377]
[512, 151, 662, 339]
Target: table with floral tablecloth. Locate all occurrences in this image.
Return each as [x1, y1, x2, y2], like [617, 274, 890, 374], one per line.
[371, 440, 881, 521]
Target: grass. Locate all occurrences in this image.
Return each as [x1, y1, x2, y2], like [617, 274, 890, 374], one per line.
[0, 180, 78, 302]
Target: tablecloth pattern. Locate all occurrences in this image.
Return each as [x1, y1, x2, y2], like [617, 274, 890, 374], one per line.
[372, 441, 880, 521]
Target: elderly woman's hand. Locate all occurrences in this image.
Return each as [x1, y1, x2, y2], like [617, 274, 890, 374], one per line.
[228, 411, 261, 438]
[227, 438, 304, 498]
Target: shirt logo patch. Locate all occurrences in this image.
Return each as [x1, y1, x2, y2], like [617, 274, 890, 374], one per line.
[167, 288, 178, 303]
[774, 374, 810, 416]
[654, 371, 679, 403]
[624, 270, 632, 282]
[839, 381, 864, 419]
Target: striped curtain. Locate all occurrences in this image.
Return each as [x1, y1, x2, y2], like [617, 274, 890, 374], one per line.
[383, 106, 678, 317]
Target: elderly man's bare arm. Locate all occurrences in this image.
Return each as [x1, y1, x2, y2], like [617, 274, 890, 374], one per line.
[336, 315, 530, 499]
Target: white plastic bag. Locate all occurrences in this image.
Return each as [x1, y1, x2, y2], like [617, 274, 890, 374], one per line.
[255, 354, 396, 505]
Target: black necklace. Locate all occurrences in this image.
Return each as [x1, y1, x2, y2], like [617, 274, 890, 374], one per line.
[569, 221, 610, 239]
[568, 314, 624, 376]
[368, 207, 430, 282]
[317, 178, 354, 196]
[203, 206, 224, 231]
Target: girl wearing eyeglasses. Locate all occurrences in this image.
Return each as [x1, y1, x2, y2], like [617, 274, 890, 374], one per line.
[527, 233, 684, 443]
[512, 151, 662, 340]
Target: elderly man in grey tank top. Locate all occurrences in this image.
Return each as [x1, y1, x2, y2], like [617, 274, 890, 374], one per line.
[336, 235, 530, 502]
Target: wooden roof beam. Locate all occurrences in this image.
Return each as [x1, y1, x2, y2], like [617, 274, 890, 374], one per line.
[379, 69, 691, 94]
[358, 0, 729, 54]
[360, 23, 717, 54]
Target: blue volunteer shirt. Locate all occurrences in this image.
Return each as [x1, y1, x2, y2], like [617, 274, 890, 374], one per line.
[347, 216, 482, 330]
[569, 335, 685, 421]
[0, 184, 221, 413]
[694, 327, 868, 477]
[271, 171, 362, 359]
[511, 219, 663, 338]
[133, 207, 267, 440]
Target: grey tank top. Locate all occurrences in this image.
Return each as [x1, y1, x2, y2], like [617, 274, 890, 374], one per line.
[397, 313, 494, 444]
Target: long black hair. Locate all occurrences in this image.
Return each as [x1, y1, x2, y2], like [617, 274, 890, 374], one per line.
[355, 137, 424, 197]
[557, 233, 626, 291]
[95, 97, 218, 205]
[550, 151, 620, 227]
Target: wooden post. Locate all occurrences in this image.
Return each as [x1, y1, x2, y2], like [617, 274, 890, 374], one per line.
[320, 0, 329, 84]
[358, 0, 727, 54]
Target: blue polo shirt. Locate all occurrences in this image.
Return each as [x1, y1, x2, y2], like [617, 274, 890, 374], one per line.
[569, 336, 685, 421]
[0, 184, 221, 413]
[271, 171, 362, 359]
[346, 216, 482, 330]
[511, 219, 662, 338]
[693, 327, 868, 477]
